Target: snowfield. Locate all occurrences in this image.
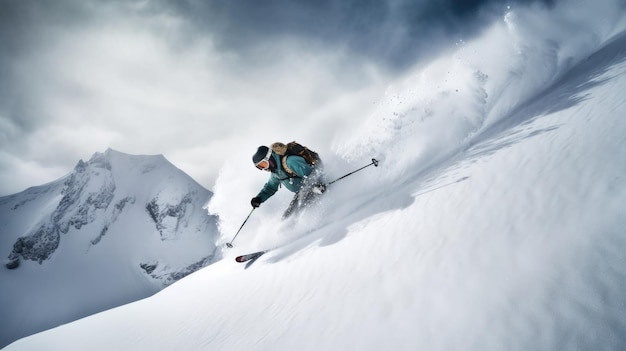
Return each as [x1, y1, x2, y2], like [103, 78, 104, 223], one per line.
[3, 4, 626, 351]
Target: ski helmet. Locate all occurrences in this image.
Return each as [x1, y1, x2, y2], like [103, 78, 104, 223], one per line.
[252, 146, 273, 170]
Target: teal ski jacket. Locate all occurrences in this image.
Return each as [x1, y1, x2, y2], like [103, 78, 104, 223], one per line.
[256, 153, 313, 203]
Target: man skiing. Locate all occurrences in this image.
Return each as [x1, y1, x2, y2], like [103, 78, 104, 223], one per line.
[251, 144, 325, 219]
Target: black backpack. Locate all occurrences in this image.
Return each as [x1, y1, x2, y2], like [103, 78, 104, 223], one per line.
[271, 141, 320, 177]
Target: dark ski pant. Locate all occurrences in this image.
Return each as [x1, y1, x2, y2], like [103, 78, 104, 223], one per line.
[282, 189, 321, 219]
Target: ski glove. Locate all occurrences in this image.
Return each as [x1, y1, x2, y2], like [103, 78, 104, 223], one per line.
[251, 197, 262, 208]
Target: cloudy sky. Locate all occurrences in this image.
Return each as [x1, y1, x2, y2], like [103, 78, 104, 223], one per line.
[0, 0, 554, 196]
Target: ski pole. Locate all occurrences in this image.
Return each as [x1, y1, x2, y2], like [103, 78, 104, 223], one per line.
[226, 207, 255, 248]
[327, 158, 379, 186]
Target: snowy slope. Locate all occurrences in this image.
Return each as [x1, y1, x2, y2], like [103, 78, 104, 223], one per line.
[0, 149, 219, 348]
[4, 7, 626, 351]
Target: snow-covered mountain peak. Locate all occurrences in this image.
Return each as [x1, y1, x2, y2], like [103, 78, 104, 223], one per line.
[2, 149, 216, 267]
[84, 149, 169, 185]
[0, 150, 220, 348]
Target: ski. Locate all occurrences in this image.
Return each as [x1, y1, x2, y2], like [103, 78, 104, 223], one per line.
[235, 251, 265, 263]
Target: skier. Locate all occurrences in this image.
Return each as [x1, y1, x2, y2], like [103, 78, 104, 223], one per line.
[251, 144, 325, 219]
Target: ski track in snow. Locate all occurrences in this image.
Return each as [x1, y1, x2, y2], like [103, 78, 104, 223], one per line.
[4, 4, 626, 351]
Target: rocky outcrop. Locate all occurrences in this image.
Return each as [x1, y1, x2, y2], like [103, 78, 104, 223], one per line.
[139, 254, 215, 287]
[146, 192, 196, 240]
[6, 155, 116, 268]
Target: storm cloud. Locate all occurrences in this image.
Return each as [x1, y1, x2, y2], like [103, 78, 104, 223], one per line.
[0, 0, 557, 195]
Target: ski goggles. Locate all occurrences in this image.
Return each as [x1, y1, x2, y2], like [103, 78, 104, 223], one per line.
[255, 148, 273, 170]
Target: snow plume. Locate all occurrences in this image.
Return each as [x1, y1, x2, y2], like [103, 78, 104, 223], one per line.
[208, 0, 626, 253]
[336, 0, 626, 182]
